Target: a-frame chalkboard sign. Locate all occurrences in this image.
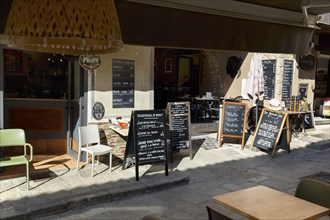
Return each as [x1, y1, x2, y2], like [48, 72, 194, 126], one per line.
[219, 102, 247, 150]
[250, 108, 290, 158]
[123, 110, 168, 181]
[166, 102, 192, 162]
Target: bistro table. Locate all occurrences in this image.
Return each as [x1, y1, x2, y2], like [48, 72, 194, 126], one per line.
[109, 126, 129, 140]
[213, 185, 329, 220]
[281, 110, 314, 137]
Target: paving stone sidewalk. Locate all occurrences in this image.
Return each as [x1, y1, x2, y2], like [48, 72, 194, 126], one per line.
[1, 124, 330, 219]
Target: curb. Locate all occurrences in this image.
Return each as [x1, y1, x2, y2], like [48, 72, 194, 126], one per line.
[3, 176, 190, 220]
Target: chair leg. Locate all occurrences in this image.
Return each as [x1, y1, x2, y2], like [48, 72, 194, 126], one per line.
[97, 155, 100, 165]
[26, 162, 30, 190]
[91, 154, 95, 177]
[76, 151, 81, 171]
[109, 152, 112, 172]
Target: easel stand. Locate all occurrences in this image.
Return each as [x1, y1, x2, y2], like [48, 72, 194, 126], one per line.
[250, 108, 290, 158]
[218, 102, 247, 150]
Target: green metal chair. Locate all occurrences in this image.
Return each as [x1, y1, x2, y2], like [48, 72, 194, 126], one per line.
[0, 129, 33, 190]
[295, 178, 330, 209]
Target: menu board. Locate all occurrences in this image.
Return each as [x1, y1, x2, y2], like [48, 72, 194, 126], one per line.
[251, 109, 288, 157]
[112, 59, 134, 108]
[219, 102, 247, 150]
[262, 60, 276, 99]
[123, 110, 168, 181]
[282, 60, 293, 99]
[303, 112, 315, 130]
[168, 102, 191, 151]
[298, 84, 308, 99]
[134, 110, 167, 164]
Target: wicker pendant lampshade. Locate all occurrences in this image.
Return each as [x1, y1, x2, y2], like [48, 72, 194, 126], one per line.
[1, 0, 123, 55]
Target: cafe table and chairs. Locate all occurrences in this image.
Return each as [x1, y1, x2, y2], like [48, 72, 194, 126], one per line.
[212, 185, 329, 220]
[194, 96, 220, 120]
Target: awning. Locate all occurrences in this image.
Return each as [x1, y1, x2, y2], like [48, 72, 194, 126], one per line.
[116, 0, 315, 54]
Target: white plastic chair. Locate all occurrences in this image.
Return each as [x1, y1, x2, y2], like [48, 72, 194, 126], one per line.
[76, 124, 112, 177]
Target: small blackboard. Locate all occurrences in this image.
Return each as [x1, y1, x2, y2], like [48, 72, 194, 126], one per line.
[299, 55, 315, 70]
[167, 102, 192, 161]
[219, 102, 247, 150]
[262, 60, 276, 99]
[123, 110, 168, 181]
[282, 60, 293, 99]
[251, 108, 289, 158]
[112, 59, 134, 108]
[298, 84, 308, 100]
[303, 112, 315, 130]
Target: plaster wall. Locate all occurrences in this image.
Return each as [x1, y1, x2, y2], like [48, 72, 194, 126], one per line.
[201, 51, 316, 109]
[87, 45, 154, 123]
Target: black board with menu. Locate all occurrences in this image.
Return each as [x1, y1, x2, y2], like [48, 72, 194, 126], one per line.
[112, 59, 134, 108]
[303, 112, 315, 130]
[251, 108, 289, 158]
[282, 60, 293, 99]
[123, 109, 168, 181]
[298, 83, 308, 100]
[219, 102, 247, 150]
[167, 102, 192, 161]
[262, 60, 276, 99]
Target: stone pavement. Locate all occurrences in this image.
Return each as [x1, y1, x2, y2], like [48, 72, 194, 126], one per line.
[1, 124, 330, 220]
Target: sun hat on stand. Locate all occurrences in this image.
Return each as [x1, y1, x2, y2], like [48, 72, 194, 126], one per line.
[268, 98, 282, 110]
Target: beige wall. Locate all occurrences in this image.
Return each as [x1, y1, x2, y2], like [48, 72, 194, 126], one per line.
[201, 51, 316, 109]
[88, 45, 154, 123]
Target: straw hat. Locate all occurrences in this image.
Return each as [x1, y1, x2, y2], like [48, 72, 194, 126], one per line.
[268, 98, 281, 110]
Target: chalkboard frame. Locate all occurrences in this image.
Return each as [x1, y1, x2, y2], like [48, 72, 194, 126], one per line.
[250, 108, 290, 158]
[219, 101, 247, 150]
[167, 102, 192, 162]
[123, 110, 168, 181]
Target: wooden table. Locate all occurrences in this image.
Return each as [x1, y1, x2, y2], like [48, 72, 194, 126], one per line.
[109, 126, 129, 140]
[213, 185, 329, 220]
[282, 110, 314, 137]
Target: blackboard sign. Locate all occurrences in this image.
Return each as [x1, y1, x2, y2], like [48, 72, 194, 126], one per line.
[298, 84, 308, 99]
[284, 96, 300, 111]
[167, 102, 192, 161]
[282, 60, 293, 99]
[303, 112, 315, 130]
[112, 59, 134, 108]
[262, 60, 276, 99]
[219, 102, 247, 150]
[251, 108, 289, 158]
[123, 110, 168, 181]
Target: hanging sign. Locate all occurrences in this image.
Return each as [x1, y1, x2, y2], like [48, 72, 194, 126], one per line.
[79, 55, 101, 70]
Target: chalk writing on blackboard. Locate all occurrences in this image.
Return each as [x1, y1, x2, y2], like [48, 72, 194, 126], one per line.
[219, 102, 247, 150]
[282, 60, 293, 99]
[251, 108, 289, 158]
[262, 60, 276, 99]
[112, 59, 134, 108]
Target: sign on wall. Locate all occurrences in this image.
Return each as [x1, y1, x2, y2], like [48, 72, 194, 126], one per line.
[112, 59, 134, 108]
[79, 55, 101, 70]
[92, 102, 105, 120]
[262, 60, 276, 99]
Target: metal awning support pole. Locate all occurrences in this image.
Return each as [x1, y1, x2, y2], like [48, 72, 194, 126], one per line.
[255, 98, 259, 127]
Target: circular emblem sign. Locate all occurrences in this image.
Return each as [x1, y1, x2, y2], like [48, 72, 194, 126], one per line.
[92, 102, 105, 120]
[79, 55, 101, 70]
